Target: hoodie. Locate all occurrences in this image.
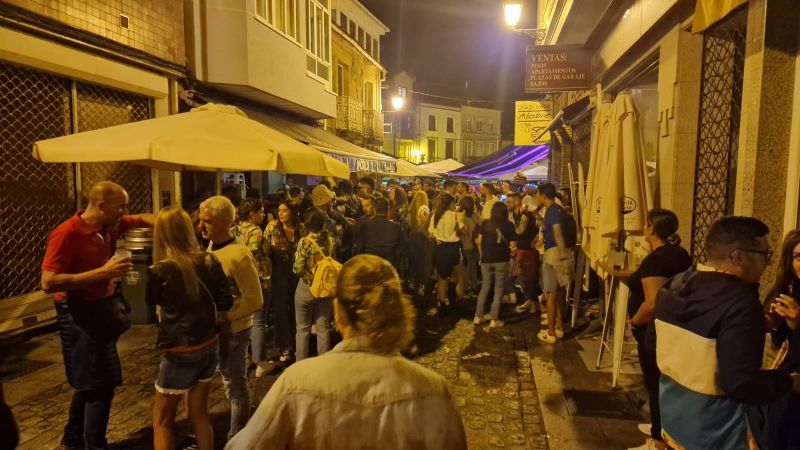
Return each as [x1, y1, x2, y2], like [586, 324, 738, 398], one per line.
[647, 266, 792, 450]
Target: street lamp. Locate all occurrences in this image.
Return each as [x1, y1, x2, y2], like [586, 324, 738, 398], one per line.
[391, 95, 404, 158]
[503, 1, 546, 43]
[391, 95, 404, 111]
[503, 1, 523, 28]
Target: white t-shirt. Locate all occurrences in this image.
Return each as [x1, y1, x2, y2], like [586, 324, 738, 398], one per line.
[428, 210, 463, 243]
[481, 196, 499, 222]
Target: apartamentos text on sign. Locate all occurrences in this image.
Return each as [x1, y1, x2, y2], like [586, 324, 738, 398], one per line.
[525, 46, 592, 93]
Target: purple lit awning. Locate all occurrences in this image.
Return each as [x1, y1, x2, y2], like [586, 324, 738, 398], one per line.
[448, 145, 549, 179]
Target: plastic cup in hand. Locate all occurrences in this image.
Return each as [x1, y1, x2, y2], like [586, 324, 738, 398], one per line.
[114, 248, 132, 260]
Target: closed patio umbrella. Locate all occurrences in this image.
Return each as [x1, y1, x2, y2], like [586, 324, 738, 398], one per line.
[32, 103, 350, 179]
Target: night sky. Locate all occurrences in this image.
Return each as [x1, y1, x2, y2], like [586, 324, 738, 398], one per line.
[360, 0, 543, 134]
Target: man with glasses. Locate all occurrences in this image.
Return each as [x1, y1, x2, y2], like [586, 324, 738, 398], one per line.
[648, 216, 800, 450]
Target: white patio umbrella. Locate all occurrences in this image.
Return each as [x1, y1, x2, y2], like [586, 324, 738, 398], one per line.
[596, 93, 652, 246]
[419, 158, 464, 174]
[582, 101, 613, 268]
[32, 103, 351, 179]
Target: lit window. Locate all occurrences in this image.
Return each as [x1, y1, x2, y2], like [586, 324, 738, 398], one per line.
[256, 0, 300, 40]
[306, 0, 331, 81]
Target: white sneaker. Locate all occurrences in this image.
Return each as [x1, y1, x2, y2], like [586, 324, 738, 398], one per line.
[555, 329, 564, 339]
[537, 330, 557, 344]
[637, 423, 652, 437]
[427, 307, 439, 316]
[489, 319, 505, 328]
[474, 315, 490, 325]
[627, 438, 659, 450]
[515, 300, 534, 313]
[255, 360, 276, 378]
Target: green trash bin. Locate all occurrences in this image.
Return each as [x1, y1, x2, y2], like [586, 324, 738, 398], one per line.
[120, 228, 155, 324]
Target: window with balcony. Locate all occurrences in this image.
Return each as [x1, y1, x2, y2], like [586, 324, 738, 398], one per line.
[305, 0, 331, 82]
[335, 64, 348, 96]
[428, 115, 436, 131]
[427, 138, 437, 162]
[256, 0, 299, 40]
[364, 81, 374, 111]
[446, 117, 454, 133]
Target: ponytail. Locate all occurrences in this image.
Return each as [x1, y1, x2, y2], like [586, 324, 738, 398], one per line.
[666, 233, 681, 246]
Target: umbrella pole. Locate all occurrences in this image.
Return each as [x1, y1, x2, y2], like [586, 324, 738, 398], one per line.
[215, 169, 222, 195]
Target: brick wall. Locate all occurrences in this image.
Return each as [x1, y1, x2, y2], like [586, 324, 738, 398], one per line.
[6, 0, 184, 65]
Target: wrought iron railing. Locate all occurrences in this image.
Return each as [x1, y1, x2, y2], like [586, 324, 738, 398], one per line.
[363, 109, 383, 143]
[335, 96, 363, 135]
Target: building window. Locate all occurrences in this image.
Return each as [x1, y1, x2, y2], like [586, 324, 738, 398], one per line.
[464, 141, 473, 157]
[465, 119, 472, 132]
[357, 26, 365, 47]
[384, 123, 392, 133]
[364, 81, 374, 111]
[348, 19, 356, 38]
[476, 120, 483, 132]
[427, 138, 437, 162]
[365, 33, 373, 55]
[372, 37, 379, 59]
[446, 140, 454, 159]
[256, 0, 300, 40]
[446, 117, 454, 133]
[476, 142, 483, 156]
[399, 87, 407, 97]
[335, 63, 348, 96]
[338, 11, 348, 28]
[488, 121, 495, 133]
[305, 0, 331, 81]
[428, 115, 436, 131]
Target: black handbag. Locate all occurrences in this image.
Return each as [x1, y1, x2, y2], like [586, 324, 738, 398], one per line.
[67, 290, 131, 341]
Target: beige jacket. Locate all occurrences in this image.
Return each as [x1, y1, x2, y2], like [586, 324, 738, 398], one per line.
[210, 242, 263, 334]
[226, 337, 468, 450]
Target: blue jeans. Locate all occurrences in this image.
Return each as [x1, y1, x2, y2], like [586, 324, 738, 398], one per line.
[250, 288, 270, 363]
[476, 262, 508, 320]
[294, 281, 333, 361]
[463, 248, 480, 291]
[155, 342, 218, 394]
[218, 329, 251, 441]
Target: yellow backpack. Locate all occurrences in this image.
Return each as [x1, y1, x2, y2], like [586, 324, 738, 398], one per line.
[304, 237, 342, 298]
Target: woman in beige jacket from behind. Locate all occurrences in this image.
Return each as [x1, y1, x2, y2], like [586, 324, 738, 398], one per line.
[226, 254, 467, 450]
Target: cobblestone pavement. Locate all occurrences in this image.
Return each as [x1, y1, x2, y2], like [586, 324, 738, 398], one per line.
[7, 298, 548, 450]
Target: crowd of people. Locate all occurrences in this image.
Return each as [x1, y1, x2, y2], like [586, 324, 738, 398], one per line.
[12, 174, 800, 450]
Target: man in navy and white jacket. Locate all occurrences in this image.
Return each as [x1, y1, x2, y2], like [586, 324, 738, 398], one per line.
[648, 216, 800, 450]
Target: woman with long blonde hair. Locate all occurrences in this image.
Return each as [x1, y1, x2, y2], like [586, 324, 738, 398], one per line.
[147, 206, 233, 450]
[408, 190, 434, 297]
[228, 254, 467, 449]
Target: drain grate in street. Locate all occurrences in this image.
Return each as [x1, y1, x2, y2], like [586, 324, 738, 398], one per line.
[0, 359, 54, 383]
[563, 389, 643, 421]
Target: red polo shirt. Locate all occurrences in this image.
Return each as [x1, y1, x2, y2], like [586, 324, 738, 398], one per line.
[42, 211, 146, 302]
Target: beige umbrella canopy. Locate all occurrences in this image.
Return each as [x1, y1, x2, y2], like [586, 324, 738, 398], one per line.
[32, 103, 351, 179]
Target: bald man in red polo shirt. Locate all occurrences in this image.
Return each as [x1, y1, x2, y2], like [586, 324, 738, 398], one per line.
[41, 181, 154, 450]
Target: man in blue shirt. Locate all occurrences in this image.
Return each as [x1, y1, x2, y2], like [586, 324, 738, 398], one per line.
[536, 183, 573, 344]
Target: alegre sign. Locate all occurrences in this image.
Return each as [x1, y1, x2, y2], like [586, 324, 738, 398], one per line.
[525, 46, 593, 93]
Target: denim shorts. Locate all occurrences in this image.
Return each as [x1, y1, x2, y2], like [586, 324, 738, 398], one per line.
[155, 341, 218, 395]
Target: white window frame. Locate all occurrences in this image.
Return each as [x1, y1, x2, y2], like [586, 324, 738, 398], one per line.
[476, 120, 483, 132]
[255, 0, 300, 42]
[465, 119, 472, 132]
[305, 0, 331, 83]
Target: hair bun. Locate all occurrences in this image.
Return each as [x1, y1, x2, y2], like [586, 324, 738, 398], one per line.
[667, 233, 681, 246]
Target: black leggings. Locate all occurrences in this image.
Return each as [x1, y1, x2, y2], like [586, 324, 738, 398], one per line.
[633, 326, 662, 442]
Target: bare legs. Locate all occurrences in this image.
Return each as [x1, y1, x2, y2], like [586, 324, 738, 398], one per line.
[153, 381, 213, 450]
[545, 290, 564, 336]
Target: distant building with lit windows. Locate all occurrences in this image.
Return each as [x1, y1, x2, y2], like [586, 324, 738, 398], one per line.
[383, 71, 502, 164]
